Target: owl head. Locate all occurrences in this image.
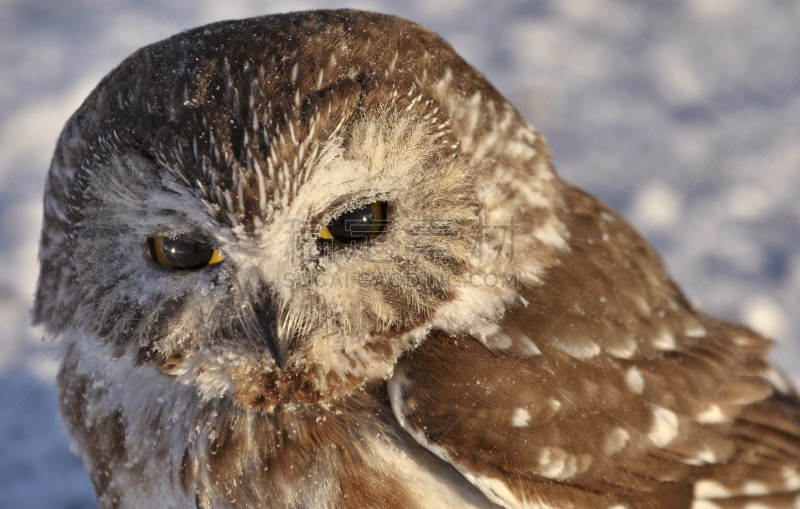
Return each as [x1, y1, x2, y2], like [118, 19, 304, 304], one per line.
[34, 10, 564, 411]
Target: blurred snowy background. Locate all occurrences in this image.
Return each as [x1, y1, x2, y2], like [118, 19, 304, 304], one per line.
[1, 0, 798, 507]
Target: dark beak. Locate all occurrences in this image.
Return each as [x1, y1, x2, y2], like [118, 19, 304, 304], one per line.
[254, 296, 287, 369]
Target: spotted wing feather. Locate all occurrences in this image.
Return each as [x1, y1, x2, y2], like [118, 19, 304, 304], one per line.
[389, 186, 800, 509]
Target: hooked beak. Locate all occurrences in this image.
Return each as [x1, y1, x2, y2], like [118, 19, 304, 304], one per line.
[254, 296, 287, 369]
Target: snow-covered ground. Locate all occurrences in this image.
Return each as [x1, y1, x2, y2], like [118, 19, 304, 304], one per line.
[1, 1, 798, 507]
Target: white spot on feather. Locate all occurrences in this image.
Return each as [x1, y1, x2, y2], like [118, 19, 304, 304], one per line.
[537, 446, 591, 480]
[472, 322, 513, 350]
[605, 336, 637, 359]
[518, 337, 542, 356]
[694, 479, 732, 499]
[602, 427, 630, 455]
[682, 447, 717, 465]
[653, 329, 677, 350]
[696, 403, 727, 424]
[765, 368, 794, 395]
[532, 221, 568, 250]
[649, 406, 679, 447]
[742, 481, 770, 496]
[553, 337, 601, 359]
[625, 367, 645, 394]
[782, 466, 800, 490]
[511, 408, 531, 427]
[485, 332, 513, 349]
[685, 324, 708, 338]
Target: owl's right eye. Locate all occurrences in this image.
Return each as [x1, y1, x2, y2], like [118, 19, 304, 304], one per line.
[147, 235, 224, 270]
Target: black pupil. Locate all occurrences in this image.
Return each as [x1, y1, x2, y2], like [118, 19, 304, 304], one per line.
[162, 237, 214, 269]
[326, 204, 383, 242]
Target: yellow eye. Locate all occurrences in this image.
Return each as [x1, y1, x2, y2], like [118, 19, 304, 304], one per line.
[147, 235, 224, 270]
[318, 202, 388, 243]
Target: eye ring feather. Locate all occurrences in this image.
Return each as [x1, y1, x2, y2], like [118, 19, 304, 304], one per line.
[318, 202, 388, 244]
[147, 235, 224, 270]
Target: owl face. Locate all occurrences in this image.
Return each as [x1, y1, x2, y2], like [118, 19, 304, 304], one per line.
[34, 11, 560, 411]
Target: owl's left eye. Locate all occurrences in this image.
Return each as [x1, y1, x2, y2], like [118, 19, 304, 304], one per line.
[147, 235, 224, 270]
[318, 202, 388, 243]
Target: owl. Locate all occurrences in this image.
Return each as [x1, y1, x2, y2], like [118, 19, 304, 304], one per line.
[34, 9, 800, 509]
